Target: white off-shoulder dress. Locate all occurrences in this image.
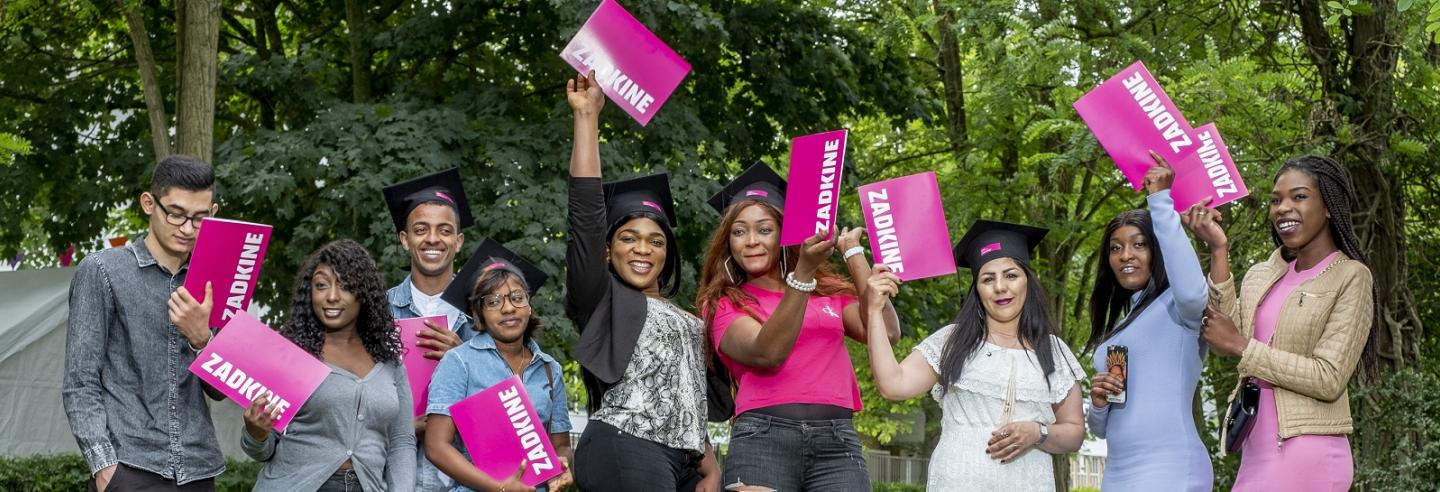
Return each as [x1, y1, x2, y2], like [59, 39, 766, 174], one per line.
[914, 325, 1084, 491]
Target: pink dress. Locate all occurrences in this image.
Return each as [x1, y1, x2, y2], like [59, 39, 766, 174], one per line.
[1232, 251, 1353, 491]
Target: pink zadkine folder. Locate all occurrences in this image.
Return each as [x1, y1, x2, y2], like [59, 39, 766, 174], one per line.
[859, 171, 957, 282]
[396, 315, 446, 417]
[449, 375, 564, 487]
[781, 129, 848, 246]
[184, 217, 272, 328]
[560, 0, 692, 126]
[1073, 60, 1197, 190]
[188, 310, 329, 432]
[1169, 122, 1250, 210]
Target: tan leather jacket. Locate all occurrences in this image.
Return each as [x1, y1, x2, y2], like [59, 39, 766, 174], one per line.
[1210, 249, 1373, 451]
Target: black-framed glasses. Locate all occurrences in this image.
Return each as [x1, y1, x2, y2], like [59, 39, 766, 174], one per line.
[472, 291, 530, 311]
[153, 196, 210, 228]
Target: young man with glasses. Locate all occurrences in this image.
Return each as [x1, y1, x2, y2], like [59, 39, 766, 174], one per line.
[63, 155, 225, 491]
[381, 169, 474, 491]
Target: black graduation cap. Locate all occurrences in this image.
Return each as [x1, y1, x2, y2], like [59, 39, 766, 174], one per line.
[441, 237, 549, 315]
[707, 160, 786, 213]
[382, 168, 475, 232]
[953, 220, 1049, 273]
[603, 173, 677, 228]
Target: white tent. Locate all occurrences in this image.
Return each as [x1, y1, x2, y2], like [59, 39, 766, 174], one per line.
[0, 267, 249, 458]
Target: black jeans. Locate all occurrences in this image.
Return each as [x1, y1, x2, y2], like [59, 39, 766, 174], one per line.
[88, 464, 216, 492]
[575, 420, 703, 491]
[316, 468, 364, 492]
[720, 413, 871, 492]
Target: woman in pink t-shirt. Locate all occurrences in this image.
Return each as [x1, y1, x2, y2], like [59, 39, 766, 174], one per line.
[694, 162, 900, 492]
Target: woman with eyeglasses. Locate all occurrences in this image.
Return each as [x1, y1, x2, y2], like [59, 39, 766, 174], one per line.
[422, 239, 573, 492]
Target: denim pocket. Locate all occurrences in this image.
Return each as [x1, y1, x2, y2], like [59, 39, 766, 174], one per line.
[729, 416, 771, 441]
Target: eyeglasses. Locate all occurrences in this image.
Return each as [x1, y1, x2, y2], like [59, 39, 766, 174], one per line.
[153, 196, 210, 228]
[472, 291, 530, 311]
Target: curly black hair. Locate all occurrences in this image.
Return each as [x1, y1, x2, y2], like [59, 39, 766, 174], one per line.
[281, 239, 401, 363]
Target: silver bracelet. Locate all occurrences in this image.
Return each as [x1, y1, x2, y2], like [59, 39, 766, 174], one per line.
[842, 246, 865, 260]
[785, 272, 818, 293]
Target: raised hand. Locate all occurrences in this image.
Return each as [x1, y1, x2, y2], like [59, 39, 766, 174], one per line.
[1180, 198, 1228, 249]
[793, 230, 837, 280]
[1143, 150, 1176, 194]
[864, 264, 901, 311]
[566, 71, 605, 117]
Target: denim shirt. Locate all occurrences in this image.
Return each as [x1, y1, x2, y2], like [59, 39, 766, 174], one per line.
[389, 273, 477, 492]
[427, 332, 572, 492]
[61, 233, 225, 483]
[388, 274, 477, 342]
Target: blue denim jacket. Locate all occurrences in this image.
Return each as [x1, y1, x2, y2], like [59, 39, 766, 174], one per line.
[61, 233, 225, 483]
[389, 274, 477, 492]
[427, 332, 572, 492]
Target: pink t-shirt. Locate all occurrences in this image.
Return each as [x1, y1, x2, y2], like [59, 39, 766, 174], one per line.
[710, 283, 862, 416]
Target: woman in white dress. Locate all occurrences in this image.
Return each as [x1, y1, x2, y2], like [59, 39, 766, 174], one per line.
[863, 220, 1086, 491]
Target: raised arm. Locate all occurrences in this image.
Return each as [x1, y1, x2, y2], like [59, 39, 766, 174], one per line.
[718, 231, 833, 369]
[564, 72, 611, 324]
[1180, 196, 1237, 319]
[1147, 190, 1208, 327]
[838, 227, 900, 344]
[862, 265, 938, 401]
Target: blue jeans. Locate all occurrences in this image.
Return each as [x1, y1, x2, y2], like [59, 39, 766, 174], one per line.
[721, 414, 871, 491]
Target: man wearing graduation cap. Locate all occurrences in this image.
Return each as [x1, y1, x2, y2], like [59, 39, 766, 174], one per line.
[860, 219, 1086, 491]
[424, 238, 575, 492]
[381, 168, 475, 492]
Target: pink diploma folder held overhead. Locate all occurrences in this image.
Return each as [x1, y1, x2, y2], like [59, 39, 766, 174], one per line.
[560, 0, 692, 126]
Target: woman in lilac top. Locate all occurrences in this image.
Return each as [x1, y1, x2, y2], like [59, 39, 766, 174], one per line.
[1083, 155, 1213, 491]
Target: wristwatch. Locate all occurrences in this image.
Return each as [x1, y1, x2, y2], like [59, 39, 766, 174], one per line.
[1035, 422, 1049, 447]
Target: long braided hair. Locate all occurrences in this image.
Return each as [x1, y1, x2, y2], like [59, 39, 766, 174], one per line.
[1272, 155, 1382, 375]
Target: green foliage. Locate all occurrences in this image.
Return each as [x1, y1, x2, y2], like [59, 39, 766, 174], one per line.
[872, 482, 926, 492]
[0, 455, 261, 492]
[1352, 369, 1440, 491]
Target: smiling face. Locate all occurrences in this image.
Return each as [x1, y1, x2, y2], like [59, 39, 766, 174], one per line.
[1107, 224, 1152, 291]
[310, 264, 361, 333]
[608, 216, 669, 295]
[728, 203, 782, 277]
[975, 257, 1029, 324]
[1270, 169, 1333, 252]
[400, 202, 464, 278]
[140, 188, 216, 257]
[477, 276, 531, 344]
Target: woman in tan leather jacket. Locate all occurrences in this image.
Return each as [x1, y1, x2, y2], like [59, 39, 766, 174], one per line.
[1182, 155, 1378, 491]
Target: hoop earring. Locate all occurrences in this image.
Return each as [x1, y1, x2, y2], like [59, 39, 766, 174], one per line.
[724, 256, 737, 285]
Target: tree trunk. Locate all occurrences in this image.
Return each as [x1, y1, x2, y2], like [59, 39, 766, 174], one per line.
[119, 1, 172, 160]
[175, 0, 221, 162]
[932, 0, 966, 154]
[345, 0, 372, 103]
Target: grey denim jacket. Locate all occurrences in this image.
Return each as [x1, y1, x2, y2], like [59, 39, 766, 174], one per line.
[61, 233, 225, 483]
